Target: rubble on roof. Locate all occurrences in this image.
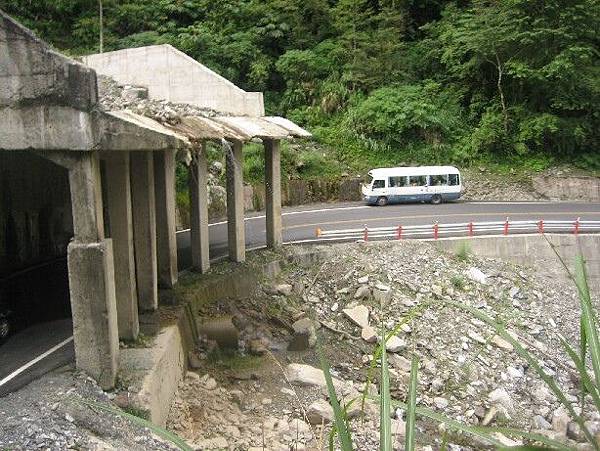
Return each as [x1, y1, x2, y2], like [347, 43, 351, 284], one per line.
[97, 76, 228, 125]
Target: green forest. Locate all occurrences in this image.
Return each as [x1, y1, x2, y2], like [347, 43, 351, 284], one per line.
[3, 0, 599, 176]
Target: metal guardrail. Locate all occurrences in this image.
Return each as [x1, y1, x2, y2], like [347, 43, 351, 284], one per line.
[315, 218, 600, 242]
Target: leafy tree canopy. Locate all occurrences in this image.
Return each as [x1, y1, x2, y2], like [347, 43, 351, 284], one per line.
[3, 0, 598, 169]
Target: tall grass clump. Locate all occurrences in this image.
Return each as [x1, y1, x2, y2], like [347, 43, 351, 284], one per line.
[454, 241, 471, 261]
[320, 252, 599, 450]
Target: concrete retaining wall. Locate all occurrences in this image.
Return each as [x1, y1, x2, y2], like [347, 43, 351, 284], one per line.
[435, 234, 600, 296]
[83, 45, 264, 116]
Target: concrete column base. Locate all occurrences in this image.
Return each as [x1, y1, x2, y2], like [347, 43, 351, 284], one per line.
[105, 152, 139, 341]
[131, 151, 158, 311]
[227, 141, 245, 263]
[189, 146, 210, 273]
[265, 139, 282, 248]
[154, 150, 178, 287]
[67, 239, 119, 390]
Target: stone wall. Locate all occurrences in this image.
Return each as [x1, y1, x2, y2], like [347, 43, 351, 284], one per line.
[249, 177, 363, 211]
[533, 175, 600, 202]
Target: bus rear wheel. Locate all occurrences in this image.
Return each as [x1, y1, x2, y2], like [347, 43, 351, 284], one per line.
[431, 194, 442, 205]
[376, 196, 388, 206]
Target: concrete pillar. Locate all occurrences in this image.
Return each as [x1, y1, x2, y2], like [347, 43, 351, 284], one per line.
[154, 149, 178, 287]
[130, 151, 158, 311]
[68, 240, 119, 390]
[66, 151, 118, 390]
[68, 151, 105, 242]
[226, 140, 245, 263]
[189, 144, 210, 272]
[265, 139, 282, 248]
[104, 152, 139, 341]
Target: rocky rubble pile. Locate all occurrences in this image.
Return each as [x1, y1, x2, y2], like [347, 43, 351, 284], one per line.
[0, 371, 179, 451]
[97, 75, 226, 124]
[171, 241, 600, 450]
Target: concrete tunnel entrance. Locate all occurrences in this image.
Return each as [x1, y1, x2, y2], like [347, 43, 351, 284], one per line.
[0, 151, 73, 335]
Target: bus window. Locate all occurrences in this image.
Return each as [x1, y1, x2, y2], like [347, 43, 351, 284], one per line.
[429, 175, 448, 186]
[448, 174, 460, 186]
[373, 179, 385, 189]
[389, 176, 408, 187]
[409, 175, 427, 186]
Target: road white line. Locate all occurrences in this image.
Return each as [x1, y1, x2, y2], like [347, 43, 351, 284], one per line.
[0, 336, 74, 387]
[467, 201, 591, 205]
[176, 205, 370, 234]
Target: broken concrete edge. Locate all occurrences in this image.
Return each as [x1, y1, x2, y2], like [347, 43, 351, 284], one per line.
[118, 324, 185, 427]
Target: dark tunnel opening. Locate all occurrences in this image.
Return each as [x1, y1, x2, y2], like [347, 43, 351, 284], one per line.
[0, 151, 73, 342]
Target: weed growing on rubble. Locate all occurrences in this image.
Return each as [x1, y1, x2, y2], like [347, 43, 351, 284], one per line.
[322, 253, 599, 450]
[450, 275, 466, 290]
[454, 241, 472, 262]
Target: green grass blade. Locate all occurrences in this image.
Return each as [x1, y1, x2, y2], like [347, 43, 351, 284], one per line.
[318, 341, 353, 451]
[440, 299, 597, 448]
[562, 337, 600, 412]
[76, 398, 193, 451]
[380, 326, 392, 451]
[390, 400, 572, 450]
[405, 356, 418, 451]
[361, 302, 431, 412]
[580, 315, 588, 408]
[575, 256, 600, 393]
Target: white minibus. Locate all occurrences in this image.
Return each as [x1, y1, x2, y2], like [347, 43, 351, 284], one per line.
[361, 166, 462, 206]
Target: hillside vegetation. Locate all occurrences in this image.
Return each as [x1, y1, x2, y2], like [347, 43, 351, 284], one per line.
[4, 0, 599, 176]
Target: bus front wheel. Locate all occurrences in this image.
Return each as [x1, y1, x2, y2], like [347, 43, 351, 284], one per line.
[431, 194, 442, 205]
[376, 196, 388, 207]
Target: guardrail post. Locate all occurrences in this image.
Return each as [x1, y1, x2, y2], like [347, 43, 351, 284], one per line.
[468, 222, 474, 237]
[574, 217, 580, 235]
[538, 219, 544, 234]
[433, 222, 439, 240]
[503, 217, 509, 236]
[397, 225, 403, 240]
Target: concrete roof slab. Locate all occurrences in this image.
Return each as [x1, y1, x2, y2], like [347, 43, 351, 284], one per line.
[166, 116, 249, 142]
[213, 116, 291, 140]
[99, 110, 190, 151]
[263, 116, 312, 138]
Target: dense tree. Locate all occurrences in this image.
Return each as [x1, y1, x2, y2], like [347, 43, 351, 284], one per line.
[2, 0, 598, 169]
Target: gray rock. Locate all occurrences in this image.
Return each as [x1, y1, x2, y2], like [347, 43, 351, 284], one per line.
[307, 400, 333, 425]
[385, 336, 406, 353]
[285, 364, 340, 389]
[533, 415, 551, 430]
[275, 284, 293, 296]
[361, 325, 377, 343]
[373, 288, 392, 307]
[467, 267, 487, 284]
[552, 407, 570, 435]
[354, 285, 371, 300]
[343, 305, 370, 328]
[433, 397, 449, 409]
[288, 318, 317, 351]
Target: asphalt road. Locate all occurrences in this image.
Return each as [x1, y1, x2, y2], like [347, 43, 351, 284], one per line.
[177, 200, 600, 268]
[3, 200, 600, 396]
